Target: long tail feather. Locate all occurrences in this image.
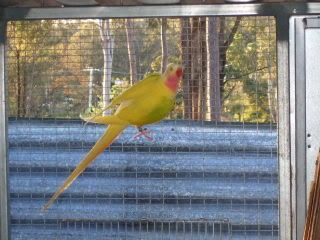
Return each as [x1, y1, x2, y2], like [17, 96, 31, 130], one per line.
[80, 114, 128, 125]
[42, 124, 127, 211]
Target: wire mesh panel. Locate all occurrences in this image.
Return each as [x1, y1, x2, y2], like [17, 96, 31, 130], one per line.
[6, 17, 278, 239]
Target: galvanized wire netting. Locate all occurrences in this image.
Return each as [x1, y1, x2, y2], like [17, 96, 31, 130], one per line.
[6, 17, 278, 239]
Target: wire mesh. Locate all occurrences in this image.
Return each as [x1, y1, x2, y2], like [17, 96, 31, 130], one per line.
[6, 17, 278, 239]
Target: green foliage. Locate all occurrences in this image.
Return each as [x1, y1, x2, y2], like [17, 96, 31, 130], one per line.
[223, 17, 276, 123]
[6, 17, 276, 123]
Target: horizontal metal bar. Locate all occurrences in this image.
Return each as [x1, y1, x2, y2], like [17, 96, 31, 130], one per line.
[1, 3, 318, 20]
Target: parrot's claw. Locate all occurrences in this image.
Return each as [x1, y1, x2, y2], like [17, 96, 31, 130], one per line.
[133, 127, 154, 142]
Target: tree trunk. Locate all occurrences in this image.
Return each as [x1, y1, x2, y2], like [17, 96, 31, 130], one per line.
[266, 17, 277, 123]
[98, 19, 114, 115]
[200, 17, 207, 120]
[180, 18, 192, 120]
[206, 17, 221, 121]
[16, 50, 21, 117]
[125, 19, 138, 85]
[191, 17, 201, 120]
[16, 49, 27, 118]
[266, 54, 277, 123]
[161, 18, 168, 73]
[22, 67, 27, 117]
[219, 17, 241, 105]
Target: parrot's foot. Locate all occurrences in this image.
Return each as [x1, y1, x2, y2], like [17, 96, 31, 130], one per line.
[133, 127, 153, 141]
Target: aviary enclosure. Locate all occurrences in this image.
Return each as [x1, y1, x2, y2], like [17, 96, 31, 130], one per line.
[2, 3, 317, 240]
[5, 16, 278, 239]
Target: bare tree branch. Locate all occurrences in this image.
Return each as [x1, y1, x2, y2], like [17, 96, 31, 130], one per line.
[224, 66, 269, 83]
[222, 83, 238, 101]
[219, 17, 242, 98]
[224, 17, 242, 48]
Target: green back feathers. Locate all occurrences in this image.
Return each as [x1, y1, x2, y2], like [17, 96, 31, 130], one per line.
[110, 73, 161, 106]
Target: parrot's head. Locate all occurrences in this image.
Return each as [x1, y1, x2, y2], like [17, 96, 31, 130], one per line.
[163, 63, 183, 93]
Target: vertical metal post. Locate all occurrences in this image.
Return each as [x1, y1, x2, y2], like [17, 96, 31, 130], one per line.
[277, 15, 292, 240]
[83, 68, 100, 108]
[289, 16, 320, 240]
[0, 18, 10, 240]
[289, 16, 313, 240]
[293, 17, 307, 240]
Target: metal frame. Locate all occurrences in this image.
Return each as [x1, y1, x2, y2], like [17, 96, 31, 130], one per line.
[0, 3, 317, 19]
[277, 15, 292, 240]
[289, 16, 320, 240]
[291, 16, 308, 240]
[304, 17, 320, 199]
[2, 2, 320, 240]
[0, 18, 10, 240]
[290, 16, 307, 240]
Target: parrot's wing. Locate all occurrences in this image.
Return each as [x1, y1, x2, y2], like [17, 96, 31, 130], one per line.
[82, 73, 161, 119]
[111, 73, 161, 105]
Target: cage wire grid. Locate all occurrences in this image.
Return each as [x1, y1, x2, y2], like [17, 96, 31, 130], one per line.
[6, 16, 278, 239]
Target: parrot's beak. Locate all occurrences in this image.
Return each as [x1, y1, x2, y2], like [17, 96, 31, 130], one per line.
[176, 67, 183, 78]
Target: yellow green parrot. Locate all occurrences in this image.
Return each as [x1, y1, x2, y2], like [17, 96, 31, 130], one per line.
[43, 63, 183, 210]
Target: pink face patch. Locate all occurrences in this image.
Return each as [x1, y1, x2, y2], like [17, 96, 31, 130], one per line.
[165, 74, 181, 92]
